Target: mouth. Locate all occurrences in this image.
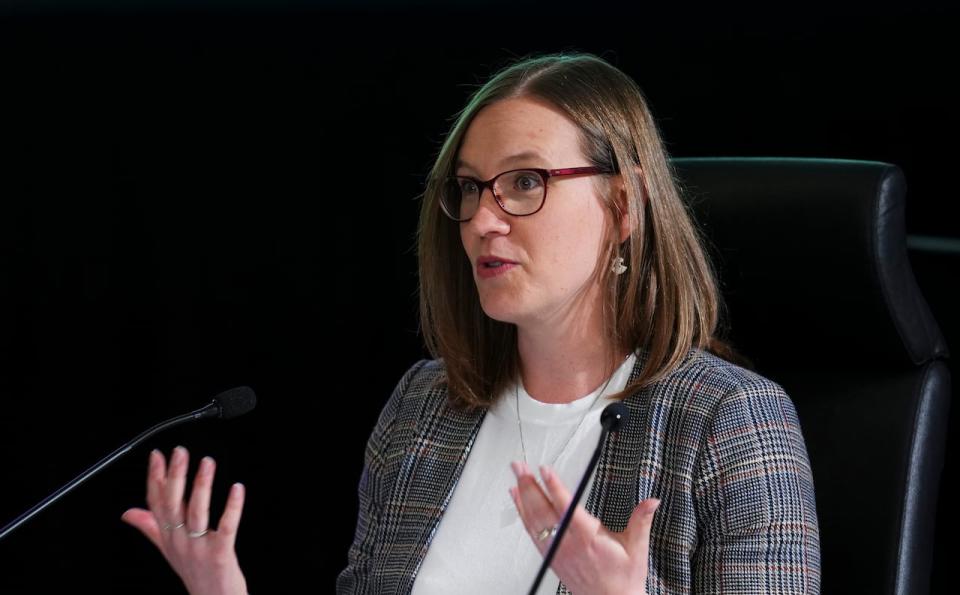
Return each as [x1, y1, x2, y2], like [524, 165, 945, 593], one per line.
[476, 259, 518, 279]
[477, 255, 518, 266]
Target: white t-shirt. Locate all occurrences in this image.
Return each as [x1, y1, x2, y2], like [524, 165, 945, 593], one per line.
[411, 353, 637, 595]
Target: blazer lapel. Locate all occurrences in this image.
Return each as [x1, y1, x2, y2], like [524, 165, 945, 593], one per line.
[395, 392, 487, 593]
[585, 353, 653, 529]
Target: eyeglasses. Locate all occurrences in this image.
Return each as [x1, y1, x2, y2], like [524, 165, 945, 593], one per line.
[439, 166, 613, 222]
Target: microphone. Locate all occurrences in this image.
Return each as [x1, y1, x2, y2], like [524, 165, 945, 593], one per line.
[600, 401, 629, 432]
[0, 386, 256, 542]
[526, 401, 629, 595]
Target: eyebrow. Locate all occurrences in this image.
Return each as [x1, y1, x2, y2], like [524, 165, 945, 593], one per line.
[455, 151, 546, 173]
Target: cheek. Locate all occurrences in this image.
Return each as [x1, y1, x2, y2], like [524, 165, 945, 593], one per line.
[533, 232, 598, 292]
[554, 217, 608, 281]
[550, 206, 606, 255]
[459, 226, 473, 259]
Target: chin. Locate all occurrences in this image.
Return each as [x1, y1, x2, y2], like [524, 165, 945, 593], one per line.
[477, 296, 522, 325]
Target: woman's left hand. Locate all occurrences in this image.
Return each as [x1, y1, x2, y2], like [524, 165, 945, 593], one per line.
[510, 461, 659, 595]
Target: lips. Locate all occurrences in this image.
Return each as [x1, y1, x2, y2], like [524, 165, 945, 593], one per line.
[476, 255, 518, 279]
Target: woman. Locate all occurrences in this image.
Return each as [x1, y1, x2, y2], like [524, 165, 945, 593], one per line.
[124, 53, 821, 594]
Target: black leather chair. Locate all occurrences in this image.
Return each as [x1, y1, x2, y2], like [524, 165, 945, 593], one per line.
[672, 158, 951, 594]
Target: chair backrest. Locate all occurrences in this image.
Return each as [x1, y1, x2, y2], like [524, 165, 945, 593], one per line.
[673, 157, 951, 594]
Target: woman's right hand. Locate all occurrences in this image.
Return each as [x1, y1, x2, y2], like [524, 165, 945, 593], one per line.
[121, 446, 249, 595]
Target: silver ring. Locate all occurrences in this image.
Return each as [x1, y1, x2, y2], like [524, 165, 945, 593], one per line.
[161, 521, 185, 531]
[187, 528, 209, 538]
[536, 525, 557, 542]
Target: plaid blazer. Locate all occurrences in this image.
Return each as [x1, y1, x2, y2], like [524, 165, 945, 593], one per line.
[338, 349, 821, 594]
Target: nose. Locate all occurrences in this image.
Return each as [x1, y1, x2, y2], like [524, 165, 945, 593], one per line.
[464, 187, 510, 237]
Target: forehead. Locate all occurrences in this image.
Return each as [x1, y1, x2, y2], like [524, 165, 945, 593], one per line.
[456, 97, 586, 173]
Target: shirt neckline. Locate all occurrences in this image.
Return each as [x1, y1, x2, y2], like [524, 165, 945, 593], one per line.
[514, 352, 637, 425]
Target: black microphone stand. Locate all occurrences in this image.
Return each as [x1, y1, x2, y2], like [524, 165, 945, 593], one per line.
[0, 401, 220, 542]
[526, 402, 629, 595]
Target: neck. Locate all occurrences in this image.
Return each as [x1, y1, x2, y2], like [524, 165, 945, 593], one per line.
[516, 304, 628, 405]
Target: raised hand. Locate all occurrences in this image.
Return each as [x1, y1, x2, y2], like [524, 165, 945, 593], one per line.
[509, 461, 659, 595]
[121, 447, 248, 595]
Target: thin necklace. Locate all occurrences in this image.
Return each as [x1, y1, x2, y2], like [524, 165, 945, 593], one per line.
[514, 353, 631, 469]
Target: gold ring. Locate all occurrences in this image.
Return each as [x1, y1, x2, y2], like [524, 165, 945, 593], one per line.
[536, 526, 557, 542]
[187, 528, 209, 538]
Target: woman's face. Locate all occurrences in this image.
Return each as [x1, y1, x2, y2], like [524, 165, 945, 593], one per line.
[458, 96, 614, 331]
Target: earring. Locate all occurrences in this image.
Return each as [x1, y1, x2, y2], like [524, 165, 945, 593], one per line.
[611, 256, 627, 275]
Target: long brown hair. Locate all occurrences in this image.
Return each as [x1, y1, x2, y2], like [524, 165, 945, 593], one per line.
[418, 52, 735, 410]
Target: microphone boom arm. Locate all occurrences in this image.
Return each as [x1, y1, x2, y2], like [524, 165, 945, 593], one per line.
[526, 401, 628, 595]
[0, 401, 220, 542]
[526, 427, 607, 595]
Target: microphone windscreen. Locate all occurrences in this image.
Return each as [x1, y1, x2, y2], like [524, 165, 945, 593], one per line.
[600, 402, 629, 432]
[213, 386, 257, 420]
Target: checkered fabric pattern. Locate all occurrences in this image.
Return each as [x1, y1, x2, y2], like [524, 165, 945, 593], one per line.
[337, 349, 820, 594]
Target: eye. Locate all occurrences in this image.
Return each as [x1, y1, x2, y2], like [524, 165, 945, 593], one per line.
[459, 178, 479, 194]
[513, 172, 542, 192]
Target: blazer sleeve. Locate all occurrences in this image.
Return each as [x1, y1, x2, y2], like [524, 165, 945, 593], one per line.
[336, 360, 430, 594]
[690, 378, 821, 594]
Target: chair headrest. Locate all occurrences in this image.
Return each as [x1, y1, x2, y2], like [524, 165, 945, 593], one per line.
[673, 157, 948, 369]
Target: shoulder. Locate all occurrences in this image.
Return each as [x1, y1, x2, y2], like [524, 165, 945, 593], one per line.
[401, 358, 448, 388]
[643, 348, 791, 415]
[654, 351, 810, 477]
[363, 359, 450, 466]
[369, 359, 485, 480]
[377, 358, 458, 436]
[631, 349, 803, 457]
[661, 348, 784, 395]
[388, 358, 449, 411]
[685, 350, 800, 431]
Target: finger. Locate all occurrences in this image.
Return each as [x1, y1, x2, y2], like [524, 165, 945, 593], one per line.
[186, 456, 215, 533]
[511, 461, 552, 508]
[162, 446, 189, 523]
[624, 498, 660, 557]
[511, 462, 557, 547]
[539, 465, 573, 516]
[216, 483, 246, 547]
[121, 507, 163, 550]
[145, 449, 166, 513]
[540, 465, 602, 542]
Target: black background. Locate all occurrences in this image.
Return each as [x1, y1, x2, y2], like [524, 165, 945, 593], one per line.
[0, 1, 956, 592]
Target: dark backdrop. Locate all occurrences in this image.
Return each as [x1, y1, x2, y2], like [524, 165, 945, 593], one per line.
[0, 1, 956, 592]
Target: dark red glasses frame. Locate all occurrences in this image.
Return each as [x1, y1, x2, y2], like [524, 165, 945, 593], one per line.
[441, 166, 613, 221]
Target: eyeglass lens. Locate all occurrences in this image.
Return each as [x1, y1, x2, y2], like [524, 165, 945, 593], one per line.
[442, 170, 545, 220]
